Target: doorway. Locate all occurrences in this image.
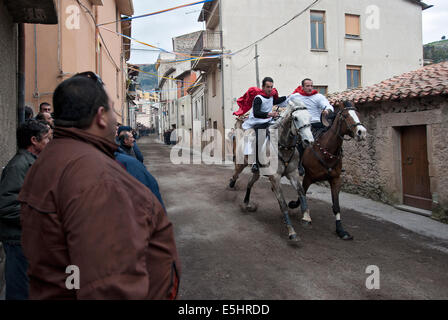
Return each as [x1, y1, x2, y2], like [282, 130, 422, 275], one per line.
[400, 125, 432, 210]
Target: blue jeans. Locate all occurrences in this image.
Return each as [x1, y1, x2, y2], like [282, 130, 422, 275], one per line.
[3, 243, 29, 300]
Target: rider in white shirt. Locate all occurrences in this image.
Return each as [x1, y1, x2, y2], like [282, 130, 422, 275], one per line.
[291, 78, 335, 175]
[291, 78, 334, 129]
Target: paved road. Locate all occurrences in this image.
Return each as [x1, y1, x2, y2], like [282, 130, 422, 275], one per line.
[140, 136, 448, 300]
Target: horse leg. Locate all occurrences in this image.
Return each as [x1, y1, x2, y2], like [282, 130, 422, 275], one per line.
[288, 173, 312, 210]
[241, 171, 260, 212]
[229, 162, 246, 189]
[301, 175, 313, 226]
[269, 175, 300, 242]
[330, 177, 353, 240]
[287, 172, 312, 228]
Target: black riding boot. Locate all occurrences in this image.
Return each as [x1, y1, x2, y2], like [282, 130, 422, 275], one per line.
[296, 143, 305, 176]
[252, 124, 269, 173]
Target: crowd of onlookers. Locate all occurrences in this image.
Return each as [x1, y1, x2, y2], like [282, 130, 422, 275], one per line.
[0, 71, 179, 300]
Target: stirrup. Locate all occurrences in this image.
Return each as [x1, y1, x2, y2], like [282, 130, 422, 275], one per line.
[298, 164, 305, 176]
[251, 163, 259, 173]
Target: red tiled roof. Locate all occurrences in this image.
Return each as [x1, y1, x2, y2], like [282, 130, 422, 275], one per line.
[328, 61, 448, 105]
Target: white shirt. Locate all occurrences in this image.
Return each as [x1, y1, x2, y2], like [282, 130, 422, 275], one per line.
[242, 95, 274, 130]
[289, 93, 334, 123]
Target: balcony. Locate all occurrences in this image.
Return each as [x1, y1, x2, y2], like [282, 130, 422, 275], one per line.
[4, 0, 58, 24]
[192, 30, 222, 71]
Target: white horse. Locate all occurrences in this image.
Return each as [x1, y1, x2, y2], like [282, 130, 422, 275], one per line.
[229, 96, 314, 242]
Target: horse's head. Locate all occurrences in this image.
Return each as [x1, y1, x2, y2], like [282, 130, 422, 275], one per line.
[287, 96, 314, 147]
[336, 101, 367, 142]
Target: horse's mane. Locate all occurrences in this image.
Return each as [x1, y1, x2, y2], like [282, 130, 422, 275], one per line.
[270, 104, 294, 129]
[271, 97, 307, 129]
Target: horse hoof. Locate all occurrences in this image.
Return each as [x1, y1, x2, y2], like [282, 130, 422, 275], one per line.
[240, 202, 257, 212]
[229, 179, 236, 189]
[337, 231, 354, 241]
[301, 220, 312, 229]
[288, 201, 300, 209]
[288, 234, 301, 245]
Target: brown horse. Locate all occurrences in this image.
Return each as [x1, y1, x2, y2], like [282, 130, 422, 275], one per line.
[289, 101, 367, 240]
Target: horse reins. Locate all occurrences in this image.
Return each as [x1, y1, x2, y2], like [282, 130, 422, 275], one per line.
[276, 105, 310, 168]
[336, 106, 364, 141]
[311, 106, 363, 173]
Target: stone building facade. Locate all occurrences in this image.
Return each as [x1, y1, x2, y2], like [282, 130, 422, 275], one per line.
[329, 61, 448, 221]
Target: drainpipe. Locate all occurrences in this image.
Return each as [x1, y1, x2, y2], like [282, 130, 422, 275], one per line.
[58, 0, 62, 75]
[95, 6, 99, 74]
[176, 99, 179, 132]
[218, 0, 225, 157]
[204, 74, 209, 131]
[18, 23, 25, 125]
[190, 81, 194, 136]
[34, 25, 38, 107]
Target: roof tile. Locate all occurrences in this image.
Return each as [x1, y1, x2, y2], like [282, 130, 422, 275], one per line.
[329, 61, 448, 105]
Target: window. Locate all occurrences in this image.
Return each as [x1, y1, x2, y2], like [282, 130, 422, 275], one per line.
[195, 101, 198, 119]
[212, 70, 217, 97]
[345, 14, 360, 38]
[310, 11, 326, 50]
[180, 80, 185, 98]
[314, 86, 328, 96]
[201, 96, 204, 116]
[347, 66, 361, 89]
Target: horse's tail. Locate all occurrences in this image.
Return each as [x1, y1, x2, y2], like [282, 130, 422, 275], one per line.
[233, 117, 244, 165]
[232, 133, 237, 164]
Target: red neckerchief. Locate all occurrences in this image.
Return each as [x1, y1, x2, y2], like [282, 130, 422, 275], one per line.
[292, 86, 318, 96]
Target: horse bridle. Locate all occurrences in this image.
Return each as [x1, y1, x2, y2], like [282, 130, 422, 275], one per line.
[277, 105, 311, 150]
[335, 106, 364, 141]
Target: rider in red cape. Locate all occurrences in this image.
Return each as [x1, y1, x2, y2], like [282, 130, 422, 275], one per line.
[238, 77, 287, 173]
[233, 87, 279, 116]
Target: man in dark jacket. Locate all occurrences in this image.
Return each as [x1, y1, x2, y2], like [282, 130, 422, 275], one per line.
[0, 120, 50, 300]
[18, 72, 180, 300]
[117, 131, 137, 159]
[115, 151, 165, 209]
[116, 126, 144, 162]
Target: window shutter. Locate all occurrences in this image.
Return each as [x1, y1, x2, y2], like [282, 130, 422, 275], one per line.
[345, 14, 360, 37]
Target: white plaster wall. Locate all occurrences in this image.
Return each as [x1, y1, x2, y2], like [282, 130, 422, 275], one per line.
[217, 0, 424, 131]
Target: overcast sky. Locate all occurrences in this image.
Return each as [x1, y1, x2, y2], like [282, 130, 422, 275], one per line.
[128, 0, 448, 65]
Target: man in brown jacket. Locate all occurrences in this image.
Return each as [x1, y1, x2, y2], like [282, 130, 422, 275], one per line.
[18, 72, 180, 299]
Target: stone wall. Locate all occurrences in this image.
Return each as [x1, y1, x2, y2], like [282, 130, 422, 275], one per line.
[173, 31, 202, 54]
[340, 95, 448, 217]
[0, 3, 17, 169]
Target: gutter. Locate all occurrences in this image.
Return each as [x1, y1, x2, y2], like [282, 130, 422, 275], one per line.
[405, 0, 433, 10]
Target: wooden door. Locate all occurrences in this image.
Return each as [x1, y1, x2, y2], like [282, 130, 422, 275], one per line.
[401, 126, 432, 210]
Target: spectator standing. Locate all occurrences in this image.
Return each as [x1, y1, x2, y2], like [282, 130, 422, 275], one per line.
[0, 120, 50, 300]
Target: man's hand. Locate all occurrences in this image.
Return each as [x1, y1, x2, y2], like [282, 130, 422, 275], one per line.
[268, 111, 279, 118]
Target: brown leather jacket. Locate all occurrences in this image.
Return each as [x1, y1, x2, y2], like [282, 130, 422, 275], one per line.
[18, 127, 180, 299]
